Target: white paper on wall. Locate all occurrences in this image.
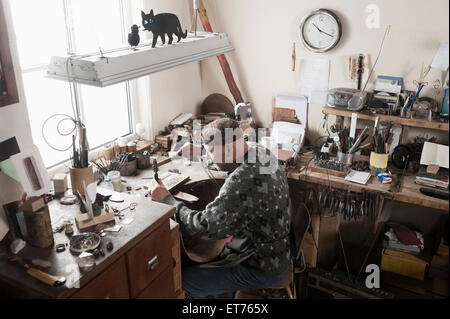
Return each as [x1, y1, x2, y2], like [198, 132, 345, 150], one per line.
[298, 58, 330, 104]
[431, 43, 449, 71]
[10, 144, 51, 197]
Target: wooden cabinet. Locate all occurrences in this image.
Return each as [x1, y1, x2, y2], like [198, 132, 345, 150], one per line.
[170, 219, 183, 296]
[126, 219, 172, 297]
[0, 181, 182, 299]
[72, 256, 129, 299]
[136, 266, 175, 299]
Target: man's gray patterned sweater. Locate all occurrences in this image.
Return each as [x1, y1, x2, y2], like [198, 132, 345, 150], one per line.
[162, 145, 291, 276]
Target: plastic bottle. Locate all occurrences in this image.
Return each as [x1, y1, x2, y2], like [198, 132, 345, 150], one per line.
[104, 178, 114, 191]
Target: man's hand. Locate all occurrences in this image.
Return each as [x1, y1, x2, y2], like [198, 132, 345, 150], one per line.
[151, 180, 171, 203]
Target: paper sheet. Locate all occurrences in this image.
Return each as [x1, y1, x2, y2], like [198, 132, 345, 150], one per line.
[0, 171, 24, 241]
[298, 58, 330, 104]
[431, 43, 449, 71]
[420, 142, 449, 169]
[345, 170, 371, 185]
[275, 93, 308, 126]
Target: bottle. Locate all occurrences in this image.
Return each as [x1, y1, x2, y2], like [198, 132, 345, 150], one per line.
[104, 178, 114, 191]
[107, 170, 122, 192]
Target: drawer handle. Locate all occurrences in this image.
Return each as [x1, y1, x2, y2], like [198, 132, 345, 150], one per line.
[147, 256, 159, 271]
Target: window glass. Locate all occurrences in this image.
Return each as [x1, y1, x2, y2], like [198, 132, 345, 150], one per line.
[9, 0, 67, 67]
[80, 82, 131, 148]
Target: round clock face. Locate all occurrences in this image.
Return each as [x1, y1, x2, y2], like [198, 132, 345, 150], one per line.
[301, 9, 342, 53]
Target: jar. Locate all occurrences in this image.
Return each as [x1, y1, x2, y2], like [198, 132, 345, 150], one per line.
[107, 171, 122, 192]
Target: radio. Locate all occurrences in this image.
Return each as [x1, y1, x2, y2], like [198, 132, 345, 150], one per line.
[327, 88, 367, 111]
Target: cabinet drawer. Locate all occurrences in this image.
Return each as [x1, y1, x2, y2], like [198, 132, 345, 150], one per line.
[126, 220, 172, 297]
[136, 266, 175, 299]
[71, 256, 129, 299]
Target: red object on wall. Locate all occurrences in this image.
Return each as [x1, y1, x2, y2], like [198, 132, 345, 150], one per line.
[198, 1, 244, 105]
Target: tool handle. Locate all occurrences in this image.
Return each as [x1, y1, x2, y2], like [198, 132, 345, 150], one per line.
[27, 268, 66, 287]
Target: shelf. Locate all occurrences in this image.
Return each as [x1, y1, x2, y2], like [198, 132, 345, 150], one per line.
[323, 106, 449, 132]
[46, 32, 233, 87]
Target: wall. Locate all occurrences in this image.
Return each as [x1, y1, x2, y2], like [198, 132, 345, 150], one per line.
[199, 0, 449, 144]
[132, 0, 203, 140]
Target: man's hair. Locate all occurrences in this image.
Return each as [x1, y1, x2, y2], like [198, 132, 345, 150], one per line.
[202, 118, 243, 146]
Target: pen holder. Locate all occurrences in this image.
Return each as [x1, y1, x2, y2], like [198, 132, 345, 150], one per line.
[337, 152, 354, 166]
[369, 152, 389, 172]
[120, 158, 137, 177]
[69, 165, 94, 196]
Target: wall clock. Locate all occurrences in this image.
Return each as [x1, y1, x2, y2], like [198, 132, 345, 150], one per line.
[300, 9, 342, 53]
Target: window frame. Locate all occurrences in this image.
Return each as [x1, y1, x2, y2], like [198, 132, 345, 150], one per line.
[12, 0, 136, 170]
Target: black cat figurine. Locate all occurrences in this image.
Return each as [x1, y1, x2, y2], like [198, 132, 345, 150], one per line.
[141, 10, 188, 48]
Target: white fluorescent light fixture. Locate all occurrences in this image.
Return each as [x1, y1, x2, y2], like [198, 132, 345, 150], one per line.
[46, 32, 233, 87]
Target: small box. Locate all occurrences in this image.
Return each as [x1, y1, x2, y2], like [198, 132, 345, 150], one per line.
[75, 212, 116, 232]
[52, 173, 68, 195]
[381, 248, 430, 281]
[21, 197, 46, 213]
[155, 135, 172, 149]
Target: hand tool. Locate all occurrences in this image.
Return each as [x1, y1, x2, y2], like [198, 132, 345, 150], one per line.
[419, 188, 449, 200]
[153, 159, 159, 181]
[414, 180, 448, 191]
[8, 255, 66, 287]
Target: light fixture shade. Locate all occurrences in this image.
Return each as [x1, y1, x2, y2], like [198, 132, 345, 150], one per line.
[46, 32, 233, 87]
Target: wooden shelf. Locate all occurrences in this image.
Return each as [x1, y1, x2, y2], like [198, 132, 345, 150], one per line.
[323, 106, 449, 132]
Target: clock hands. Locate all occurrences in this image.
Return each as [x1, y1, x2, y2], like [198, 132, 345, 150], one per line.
[313, 23, 334, 38]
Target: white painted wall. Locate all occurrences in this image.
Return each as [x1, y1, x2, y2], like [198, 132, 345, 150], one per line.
[131, 0, 203, 139]
[199, 0, 449, 143]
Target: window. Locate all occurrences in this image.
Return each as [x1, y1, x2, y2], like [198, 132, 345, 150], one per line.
[9, 0, 134, 168]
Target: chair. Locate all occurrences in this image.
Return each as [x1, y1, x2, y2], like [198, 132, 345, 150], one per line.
[234, 203, 311, 299]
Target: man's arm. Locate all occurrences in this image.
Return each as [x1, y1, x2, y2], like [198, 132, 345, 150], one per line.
[162, 173, 250, 240]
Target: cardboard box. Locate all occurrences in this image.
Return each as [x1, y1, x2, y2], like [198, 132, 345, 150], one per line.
[52, 173, 68, 195]
[21, 197, 46, 213]
[381, 248, 430, 280]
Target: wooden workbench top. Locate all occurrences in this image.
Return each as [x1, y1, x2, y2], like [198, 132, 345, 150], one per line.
[0, 193, 175, 299]
[287, 152, 449, 212]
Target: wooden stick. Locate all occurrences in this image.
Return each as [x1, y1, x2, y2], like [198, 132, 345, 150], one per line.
[373, 195, 385, 234]
[292, 43, 296, 72]
[198, 0, 244, 104]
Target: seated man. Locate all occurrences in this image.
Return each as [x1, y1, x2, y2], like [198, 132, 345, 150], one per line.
[151, 118, 291, 299]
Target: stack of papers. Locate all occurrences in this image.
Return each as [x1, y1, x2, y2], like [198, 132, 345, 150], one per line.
[345, 170, 371, 185]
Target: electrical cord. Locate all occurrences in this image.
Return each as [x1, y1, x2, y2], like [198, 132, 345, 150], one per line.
[41, 114, 78, 152]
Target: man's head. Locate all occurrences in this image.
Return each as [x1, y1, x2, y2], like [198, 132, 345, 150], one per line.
[201, 118, 248, 170]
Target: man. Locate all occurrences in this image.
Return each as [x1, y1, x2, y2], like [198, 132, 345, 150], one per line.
[151, 118, 291, 299]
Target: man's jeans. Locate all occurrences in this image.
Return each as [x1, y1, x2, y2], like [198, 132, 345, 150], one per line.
[182, 263, 288, 299]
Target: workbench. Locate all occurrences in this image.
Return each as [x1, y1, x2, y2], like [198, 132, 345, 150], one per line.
[287, 151, 449, 212]
[0, 193, 178, 299]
